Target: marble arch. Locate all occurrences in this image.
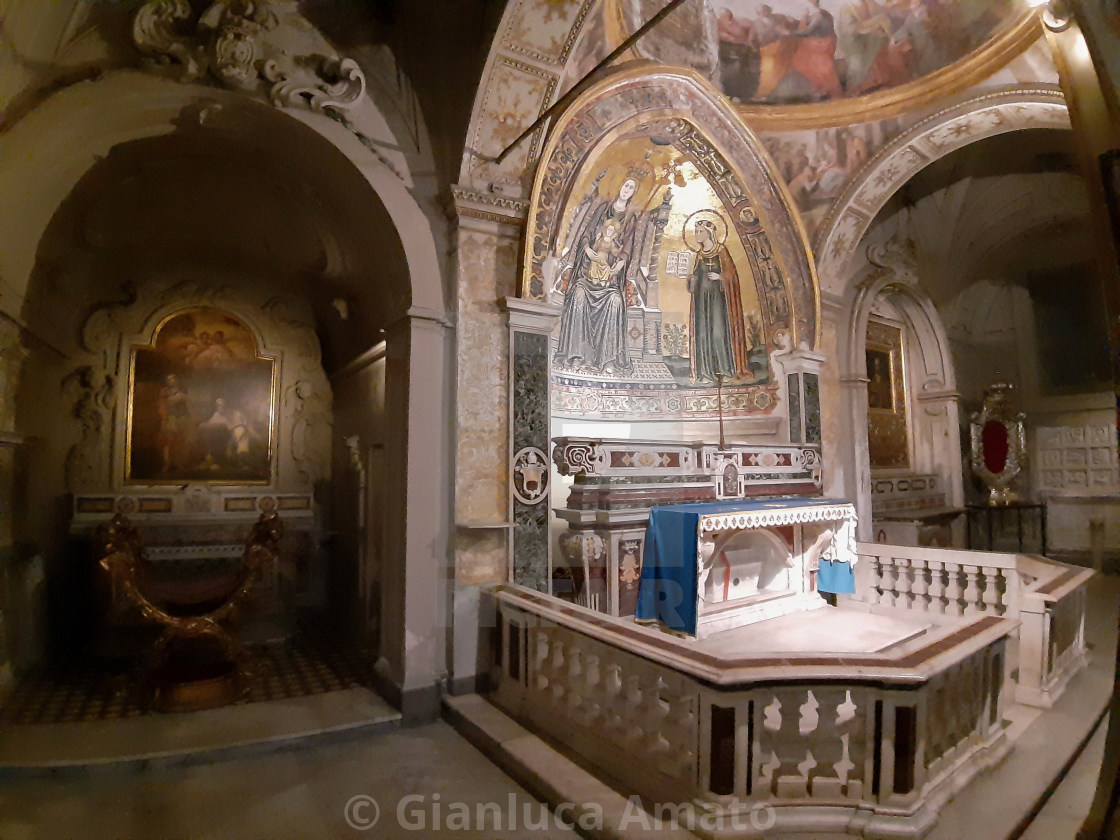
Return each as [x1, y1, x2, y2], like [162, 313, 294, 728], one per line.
[835, 239, 963, 535]
[813, 85, 1072, 294]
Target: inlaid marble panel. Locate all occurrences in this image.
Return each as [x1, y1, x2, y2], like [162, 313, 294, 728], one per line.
[512, 331, 550, 592]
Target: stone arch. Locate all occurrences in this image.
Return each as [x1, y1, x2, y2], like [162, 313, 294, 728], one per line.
[835, 238, 962, 537]
[0, 67, 450, 717]
[0, 71, 444, 318]
[814, 86, 1071, 294]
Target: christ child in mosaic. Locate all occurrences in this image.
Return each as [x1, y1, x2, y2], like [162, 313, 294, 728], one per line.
[582, 219, 625, 288]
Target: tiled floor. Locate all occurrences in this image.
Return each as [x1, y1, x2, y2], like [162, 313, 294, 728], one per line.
[0, 616, 374, 724]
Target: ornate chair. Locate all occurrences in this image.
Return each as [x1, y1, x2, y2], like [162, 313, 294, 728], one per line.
[94, 511, 283, 711]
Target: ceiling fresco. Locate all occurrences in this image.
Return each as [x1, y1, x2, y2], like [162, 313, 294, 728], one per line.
[711, 0, 1018, 104]
[614, 0, 1035, 124]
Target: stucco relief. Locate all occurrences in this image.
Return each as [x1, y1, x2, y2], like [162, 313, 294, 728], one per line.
[455, 231, 519, 524]
[814, 86, 1070, 290]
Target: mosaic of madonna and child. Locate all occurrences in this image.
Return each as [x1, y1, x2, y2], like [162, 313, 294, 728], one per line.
[548, 133, 776, 417]
[127, 308, 275, 483]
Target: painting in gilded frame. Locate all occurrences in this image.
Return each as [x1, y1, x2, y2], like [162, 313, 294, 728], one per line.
[866, 319, 909, 470]
[127, 308, 275, 484]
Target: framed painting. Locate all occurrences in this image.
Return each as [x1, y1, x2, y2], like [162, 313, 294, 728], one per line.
[866, 320, 910, 470]
[126, 307, 276, 484]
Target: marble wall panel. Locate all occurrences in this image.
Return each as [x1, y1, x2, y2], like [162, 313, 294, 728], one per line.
[454, 529, 509, 585]
[455, 230, 519, 524]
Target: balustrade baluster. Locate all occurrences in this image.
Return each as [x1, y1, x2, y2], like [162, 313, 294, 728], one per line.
[808, 689, 846, 799]
[962, 566, 981, 616]
[926, 560, 945, 616]
[911, 562, 931, 612]
[944, 563, 964, 617]
[895, 558, 913, 610]
[980, 567, 1001, 614]
[549, 637, 567, 705]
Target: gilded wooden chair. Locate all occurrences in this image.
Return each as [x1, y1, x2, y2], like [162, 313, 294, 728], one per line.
[94, 510, 283, 711]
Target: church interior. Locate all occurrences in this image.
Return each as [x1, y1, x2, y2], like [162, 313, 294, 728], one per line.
[1, 0, 1120, 837]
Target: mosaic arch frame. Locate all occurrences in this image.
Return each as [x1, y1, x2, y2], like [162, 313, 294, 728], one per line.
[523, 64, 820, 352]
[813, 85, 1072, 292]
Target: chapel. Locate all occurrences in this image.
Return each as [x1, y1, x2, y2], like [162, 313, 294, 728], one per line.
[1, 0, 1119, 837]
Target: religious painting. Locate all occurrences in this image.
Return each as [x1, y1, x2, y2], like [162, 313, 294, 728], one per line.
[865, 347, 894, 410]
[866, 319, 909, 470]
[127, 308, 275, 484]
[615, 0, 1028, 120]
[547, 124, 778, 420]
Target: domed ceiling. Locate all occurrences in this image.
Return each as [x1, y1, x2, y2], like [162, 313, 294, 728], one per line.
[608, 0, 1036, 126]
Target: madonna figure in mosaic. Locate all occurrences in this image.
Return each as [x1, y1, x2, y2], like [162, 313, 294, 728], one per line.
[686, 213, 751, 384]
[553, 172, 643, 374]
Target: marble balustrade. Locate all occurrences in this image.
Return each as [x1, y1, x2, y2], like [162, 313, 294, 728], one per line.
[855, 542, 1093, 708]
[488, 584, 1014, 839]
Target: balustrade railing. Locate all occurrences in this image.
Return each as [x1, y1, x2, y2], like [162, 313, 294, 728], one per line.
[490, 585, 1014, 838]
[856, 542, 1093, 708]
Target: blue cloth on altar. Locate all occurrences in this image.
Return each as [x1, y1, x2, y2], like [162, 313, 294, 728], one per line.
[636, 498, 856, 634]
[816, 558, 855, 594]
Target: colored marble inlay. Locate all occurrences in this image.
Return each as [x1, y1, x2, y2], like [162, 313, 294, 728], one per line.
[804, 373, 821, 444]
[512, 330, 550, 592]
[788, 373, 802, 443]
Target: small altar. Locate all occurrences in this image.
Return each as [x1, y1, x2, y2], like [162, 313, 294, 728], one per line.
[635, 497, 857, 638]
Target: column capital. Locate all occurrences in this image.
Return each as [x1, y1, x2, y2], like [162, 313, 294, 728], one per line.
[501, 297, 562, 333]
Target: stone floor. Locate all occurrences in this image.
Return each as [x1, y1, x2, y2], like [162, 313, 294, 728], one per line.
[0, 718, 579, 840]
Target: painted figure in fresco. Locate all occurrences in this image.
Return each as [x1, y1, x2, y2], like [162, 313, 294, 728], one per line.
[553, 175, 643, 374]
[686, 217, 751, 384]
[838, 0, 912, 94]
[157, 373, 194, 472]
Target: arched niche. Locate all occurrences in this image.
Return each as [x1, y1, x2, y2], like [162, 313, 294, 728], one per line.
[0, 70, 450, 715]
[506, 65, 822, 593]
[835, 238, 962, 538]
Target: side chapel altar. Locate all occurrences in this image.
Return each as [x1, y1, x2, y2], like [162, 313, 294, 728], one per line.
[635, 497, 857, 638]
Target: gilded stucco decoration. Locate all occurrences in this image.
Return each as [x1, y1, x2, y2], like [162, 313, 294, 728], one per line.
[523, 67, 817, 420]
[814, 86, 1070, 291]
[611, 0, 1039, 128]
